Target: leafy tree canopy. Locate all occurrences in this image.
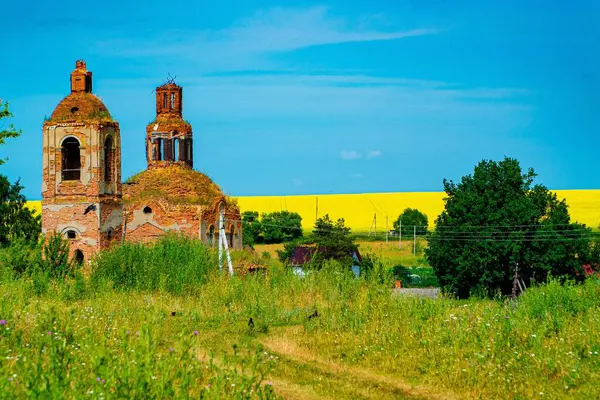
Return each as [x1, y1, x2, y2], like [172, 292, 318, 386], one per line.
[261, 211, 303, 244]
[393, 208, 428, 236]
[311, 214, 358, 268]
[0, 99, 21, 166]
[0, 100, 41, 245]
[241, 211, 262, 247]
[425, 157, 590, 299]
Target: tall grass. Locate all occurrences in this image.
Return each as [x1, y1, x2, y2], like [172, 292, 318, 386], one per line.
[1, 235, 599, 398]
[91, 234, 217, 294]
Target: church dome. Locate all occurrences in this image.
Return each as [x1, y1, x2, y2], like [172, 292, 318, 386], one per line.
[46, 60, 113, 124]
[123, 165, 230, 207]
[49, 92, 112, 123]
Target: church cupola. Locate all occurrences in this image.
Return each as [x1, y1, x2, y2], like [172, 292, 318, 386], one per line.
[146, 79, 193, 169]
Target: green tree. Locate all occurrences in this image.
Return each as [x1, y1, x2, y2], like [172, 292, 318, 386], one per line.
[393, 208, 428, 236]
[311, 214, 358, 268]
[0, 100, 41, 246]
[241, 211, 262, 247]
[426, 157, 590, 299]
[0, 100, 21, 166]
[261, 211, 303, 244]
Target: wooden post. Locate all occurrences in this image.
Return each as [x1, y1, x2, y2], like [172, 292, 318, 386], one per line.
[512, 262, 519, 300]
[413, 225, 416, 255]
[385, 215, 389, 243]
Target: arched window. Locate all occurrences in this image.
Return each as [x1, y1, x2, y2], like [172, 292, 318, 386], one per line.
[163, 93, 168, 109]
[73, 250, 84, 265]
[66, 230, 77, 239]
[62, 137, 81, 181]
[208, 225, 214, 246]
[143, 206, 152, 215]
[104, 136, 114, 182]
[171, 93, 175, 109]
[228, 225, 235, 248]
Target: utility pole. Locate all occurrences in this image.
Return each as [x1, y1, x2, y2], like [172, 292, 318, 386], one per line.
[413, 225, 416, 255]
[374, 213, 377, 239]
[512, 262, 519, 300]
[398, 219, 402, 249]
[385, 215, 389, 243]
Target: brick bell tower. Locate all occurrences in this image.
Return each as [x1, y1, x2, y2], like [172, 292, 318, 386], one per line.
[146, 80, 193, 169]
[41, 60, 123, 264]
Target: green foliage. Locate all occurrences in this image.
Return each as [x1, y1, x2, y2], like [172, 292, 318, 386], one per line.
[91, 234, 217, 294]
[41, 232, 76, 279]
[1, 242, 600, 398]
[0, 236, 39, 278]
[261, 211, 303, 244]
[241, 211, 262, 247]
[0, 101, 41, 246]
[0, 100, 21, 166]
[0, 176, 41, 247]
[393, 208, 429, 236]
[390, 265, 439, 287]
[310, 214, 358, 269]
[426, 157, 590, 298]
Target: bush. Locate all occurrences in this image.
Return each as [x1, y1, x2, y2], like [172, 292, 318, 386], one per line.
[0, 236, 38, 278]
[40, 232, 76, 279]
[391, 265, 439, 288]
[241, 211, 262, 247]
[91, 234, 217, 294]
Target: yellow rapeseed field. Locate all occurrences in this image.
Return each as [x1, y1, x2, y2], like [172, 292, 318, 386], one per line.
[26, 189, 600, 231]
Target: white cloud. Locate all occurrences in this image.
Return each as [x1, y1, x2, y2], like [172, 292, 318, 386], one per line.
[340, 150, 361, 160]
[367, 150, 382, 159]
[94, 6, 438, 71]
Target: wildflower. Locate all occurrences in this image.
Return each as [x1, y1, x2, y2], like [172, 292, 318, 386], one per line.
[0, 320, 6, 326]
[193, 330, 199, 336]
[8, 377, 12, 382]
[169, 347, 174, 353]
[96, 377, 101, 382]
[266, 382, 273, 386]
[532, 334, 536, 338]
[46, 331, 51, 336]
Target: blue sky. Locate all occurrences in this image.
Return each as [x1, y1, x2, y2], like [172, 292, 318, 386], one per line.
[1, 1, 598, 199]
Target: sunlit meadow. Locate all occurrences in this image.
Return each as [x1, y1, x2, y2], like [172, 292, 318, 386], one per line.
[1, 236, 599, 399]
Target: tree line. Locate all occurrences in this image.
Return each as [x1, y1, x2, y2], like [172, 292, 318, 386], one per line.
[1, 100, 599, 299]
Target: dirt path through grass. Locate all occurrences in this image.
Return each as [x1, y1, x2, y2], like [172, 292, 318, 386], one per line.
[259, 328, 459, 400]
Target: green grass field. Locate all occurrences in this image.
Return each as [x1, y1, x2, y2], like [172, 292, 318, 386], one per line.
[1, 236, 599, 399]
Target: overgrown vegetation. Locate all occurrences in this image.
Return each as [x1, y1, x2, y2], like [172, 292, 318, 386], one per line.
[0, 235, 599, 399]
[241, 210, 303, 246]
[427, 157, 595, 298]
[0, 100, 41, 246]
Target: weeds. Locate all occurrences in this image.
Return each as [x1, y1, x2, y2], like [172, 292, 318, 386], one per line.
[0, 236, 598, 399]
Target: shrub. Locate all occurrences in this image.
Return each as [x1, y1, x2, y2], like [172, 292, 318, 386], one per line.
[91, 234, 217, 294]
[41, 232, 75, 279]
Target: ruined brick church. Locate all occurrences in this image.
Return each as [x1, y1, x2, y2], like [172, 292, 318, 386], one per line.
[41, 61, 242, 263]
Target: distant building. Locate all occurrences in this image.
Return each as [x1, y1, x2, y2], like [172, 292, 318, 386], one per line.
[42, 61, 242, 264]
[289, 245, 363, 277]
